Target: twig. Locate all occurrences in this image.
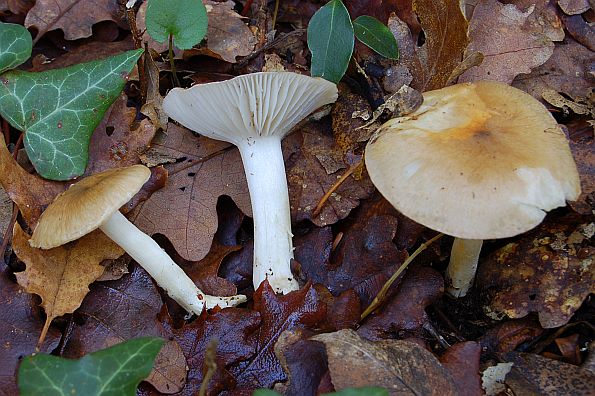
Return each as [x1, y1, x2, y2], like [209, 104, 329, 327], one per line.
[241, 0, 254, 16]
[13, 133, 23, 160]
[360, 233, 444, 321]
[312, 160, 361, 218]
[126, 6, 147, 99]
[0, 204, 18, 269]
[199, 339, 218, 396]
[236, 29, 306, 67]
[271, 0, 280, 28]
[169, 34, 180, 87]
[2, 119, 9, 144]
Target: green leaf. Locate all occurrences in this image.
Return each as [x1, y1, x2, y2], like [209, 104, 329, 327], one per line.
[353, 16, 399, 59]
[253, 390, 282, 396]
[145, 0, 208, 50]
[18, 337, 164, 396]
[0, 22, 33, 74]
[307, 0, 354, 83]
[0, 48, 143, 180]
[325, 387, 389, 396]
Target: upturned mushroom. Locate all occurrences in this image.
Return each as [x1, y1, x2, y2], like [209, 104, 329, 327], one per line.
[365, 81, 581, 297]
[162, 72, 338, 294]
[30, 165, 246, 313]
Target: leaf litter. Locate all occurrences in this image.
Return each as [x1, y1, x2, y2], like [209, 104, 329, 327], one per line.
[1, 0, 594, 395]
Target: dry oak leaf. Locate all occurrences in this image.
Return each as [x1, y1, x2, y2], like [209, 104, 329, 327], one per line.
[558, 0, 591, 15]
[62, 264, 188, 394]
[477, 215, 595, 328]
[569, 139, 594, 215]
[0, 0, 34, 14]
[388, 0, 467, 92]
[0, 268, 61, 396]
[231, 281, 327, 390]
[131, 123, 251, 262]
[460, 0, 556, 84]
[25, 0, 127, 42]
[12, 222, 124, 345]
[312, 329, 458, 395]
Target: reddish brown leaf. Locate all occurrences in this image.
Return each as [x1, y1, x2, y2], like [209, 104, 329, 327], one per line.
[478, 318, 544, 355]
[569, 139, 594, 215]
[231, 281, 327, 390]
[439, 342, 483, 396]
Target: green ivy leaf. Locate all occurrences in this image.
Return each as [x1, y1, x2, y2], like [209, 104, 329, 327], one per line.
[325, 387, 389, 396]
[145, 0, 208, 50]
[0, 48, 143, 180]
[353, 16, 399, 60]
[307, 0, 354, 83]
[0, 22, 33, 74]
[18, 337, 164, 396]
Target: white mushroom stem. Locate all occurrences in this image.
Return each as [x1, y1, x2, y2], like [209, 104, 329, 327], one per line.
[445, 238, 484, 298]
[100, 211, 246, 314]
[237, 135, 299, 294]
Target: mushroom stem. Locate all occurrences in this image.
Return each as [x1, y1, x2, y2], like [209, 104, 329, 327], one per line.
[237, 135, 299, 294]
[100, 211, 246, 314]
[445, 238, 484, 298]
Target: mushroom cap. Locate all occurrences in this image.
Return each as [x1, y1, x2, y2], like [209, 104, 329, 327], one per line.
[30, 165, 151, 249]
[365, 81, 581, 239]
[162, 72, 338, 145]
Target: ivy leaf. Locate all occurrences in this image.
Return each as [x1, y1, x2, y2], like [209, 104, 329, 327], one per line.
[353, 16, 398, 59]
[0, 49, 143, 180]
[308, 0, 354, 83]
[145, 0, 208, 50]
[0, 22, 32, 74]
[18, 337, 164, 396]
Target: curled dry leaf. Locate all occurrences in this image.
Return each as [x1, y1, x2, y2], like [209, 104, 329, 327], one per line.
[0, 269, 61, 396]
[460, 0, 557, 84]
[312, 329, 458, 395]
[12, 222, 124, 345]
[62, 264, 188, 394]
[477, 215, 595, 328]
[25, 0, 127, 41]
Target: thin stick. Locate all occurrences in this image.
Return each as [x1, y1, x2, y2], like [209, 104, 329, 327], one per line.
[241, 0, 254, 15]
[360, 233, 444, 321]
[312, 160, 360, 218]
[198, 339, 218, 396]
[13, 133, 23, 160]
[271, 0, 280, 28]
[169, 34, 180, 87]
[2, 119, 9, 144]
[0, 204, 18, 268]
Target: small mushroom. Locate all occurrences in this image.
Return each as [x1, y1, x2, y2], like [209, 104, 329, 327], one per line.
[30, 165, 246, 314]
[365, 81, 581, 297]
[162, 72, 338, 294]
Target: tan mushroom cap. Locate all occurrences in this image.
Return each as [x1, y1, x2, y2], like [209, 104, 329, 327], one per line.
[30, 165, 151, 249]
[162, 72, 338, 145]
[365, 81, 581, 240]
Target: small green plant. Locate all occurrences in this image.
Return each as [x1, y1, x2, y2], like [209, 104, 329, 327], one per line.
[307, 0, 399, 83]
[0, 21, 142, 181]
[18, 337, 164, 396]
[145, 0, 208, 85]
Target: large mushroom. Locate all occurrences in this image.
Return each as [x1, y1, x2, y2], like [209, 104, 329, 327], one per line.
[30, 165, 246, 314]
[365, 81, 581, 297]
[162, 72, 338, 294]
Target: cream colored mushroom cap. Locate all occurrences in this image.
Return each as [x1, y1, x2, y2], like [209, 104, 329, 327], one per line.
[162, 72, 338, 145]
[365, 81, 581, 239]
[30, 165, 151, 249]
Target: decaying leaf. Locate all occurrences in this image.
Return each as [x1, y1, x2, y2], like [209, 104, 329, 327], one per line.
[569, 139, 594, 215]
[25, 0, 127, 41]
[477, 215, 595, 328]
[62, 264, 188, 394]
[558, 0, 591, 15]
[460, 0, 557, 84]
[439, 342, 483, 396]
[504, 352, 595, 395]
[12, 222, 124, 345]
[312, 329, 458, 395]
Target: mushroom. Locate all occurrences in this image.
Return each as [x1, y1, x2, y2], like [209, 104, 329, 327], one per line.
[30, 165, 246, 314]
[162, 72, 338, 294]
[365, 81, 581, 297]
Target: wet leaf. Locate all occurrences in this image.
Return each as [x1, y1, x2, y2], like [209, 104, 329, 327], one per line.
[24, 0, 127, 41]
[12, 223, 124, 345]
[18, 337, 164, 396]
[0, 21, 32, 73]
[0, 49, 143, 180]
[307, 0, 354, 83]
[145, 0, 207, 50]
[313, 329, 458, 395]
[353, 16, 398, 59]
[460, 0, 555, 84]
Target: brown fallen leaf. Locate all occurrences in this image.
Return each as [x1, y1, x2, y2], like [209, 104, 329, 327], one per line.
[24, 0, 127, 42]
[439, 342, 483, 396]
[0, 185, 12, 237]
[477, 214, 595, 328]
[62, 264, 188, 394]
[478, 318, 544, 355]
[0, 269, 61, 396]
[504, 352, 595, 395]
[569, 139, 594, 215]
[558, 0, 591, 15]
[460, 0, 556, 84]
[561, 14, 595, 51]
[0, 0, 34, 14]
[312, 329, 458, 395]
[12, 222, 124, 346]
